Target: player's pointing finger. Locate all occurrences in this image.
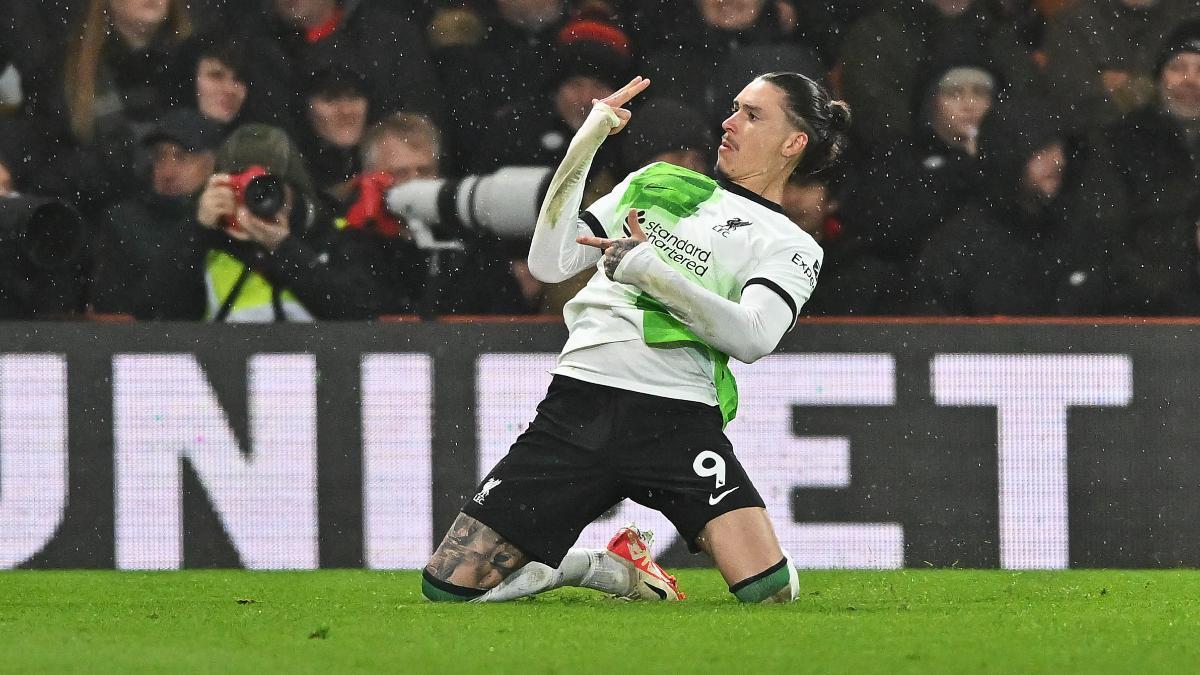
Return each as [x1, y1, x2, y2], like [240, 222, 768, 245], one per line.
[576, 234, 614, 249]
[626, 209, 647, 241]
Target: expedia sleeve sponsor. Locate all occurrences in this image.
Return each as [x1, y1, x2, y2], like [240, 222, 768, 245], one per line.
[744, 242, 825, 322]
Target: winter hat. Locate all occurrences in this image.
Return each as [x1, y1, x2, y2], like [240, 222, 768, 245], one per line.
[550, 13, 632, 89]
[306, 64, 371, 102]
[1156, 19, 1200, 77]
[620, 98, 712, 171]
[144, 108, 225, 153]
[913, 60, 1000, 130]
[937, 66, 996, 93]
[216, 123, 316, 197]
[556, 13, 632, 60]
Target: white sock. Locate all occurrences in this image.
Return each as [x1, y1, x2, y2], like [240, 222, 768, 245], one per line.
[472, 549, 632, 602]
[772, 549, 800, 603]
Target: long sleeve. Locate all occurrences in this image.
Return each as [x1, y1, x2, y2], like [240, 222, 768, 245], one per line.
[526, 103, 621, 283]
[612, 244, 796, 364]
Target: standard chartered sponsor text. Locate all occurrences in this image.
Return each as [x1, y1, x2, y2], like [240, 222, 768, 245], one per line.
[645, 221, 711, 277]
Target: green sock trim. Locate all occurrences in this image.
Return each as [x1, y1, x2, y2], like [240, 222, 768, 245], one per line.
[730, 559, 790, 603]
[422, 571, 485, 602]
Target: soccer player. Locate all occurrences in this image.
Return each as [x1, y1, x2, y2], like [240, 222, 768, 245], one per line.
[423, 73, 851, 603]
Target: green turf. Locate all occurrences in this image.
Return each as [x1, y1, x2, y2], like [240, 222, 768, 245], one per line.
[0, 569, 1196, 674]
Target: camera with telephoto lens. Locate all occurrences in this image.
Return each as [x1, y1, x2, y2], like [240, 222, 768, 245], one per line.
[383, 166, 553, 249]
[0, 194, 86, 270]
[223, 165, 286, 232]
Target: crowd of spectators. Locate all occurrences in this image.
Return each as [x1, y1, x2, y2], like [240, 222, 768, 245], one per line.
[0, 0, 1197, 320]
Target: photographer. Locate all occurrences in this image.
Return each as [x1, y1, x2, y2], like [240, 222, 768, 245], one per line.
[142, 123, 393, 321]
[345, 113, 531, 315]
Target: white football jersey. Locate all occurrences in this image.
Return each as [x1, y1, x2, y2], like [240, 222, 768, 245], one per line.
[553, 162, 824, 416]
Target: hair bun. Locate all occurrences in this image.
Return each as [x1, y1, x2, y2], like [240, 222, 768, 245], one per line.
[826, 100, 852, 133]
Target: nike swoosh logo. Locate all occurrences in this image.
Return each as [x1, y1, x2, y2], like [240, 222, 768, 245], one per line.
[644, 581, 667, 599]
[708, 486, 741, 505]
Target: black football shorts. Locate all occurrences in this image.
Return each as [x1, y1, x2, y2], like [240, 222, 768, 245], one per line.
[461, 375, 765, 566]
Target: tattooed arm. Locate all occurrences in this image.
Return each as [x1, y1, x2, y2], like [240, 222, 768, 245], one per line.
[424, 513, 531, 589]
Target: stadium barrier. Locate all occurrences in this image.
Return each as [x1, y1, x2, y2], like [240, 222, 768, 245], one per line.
[0, 318, 1195, 570]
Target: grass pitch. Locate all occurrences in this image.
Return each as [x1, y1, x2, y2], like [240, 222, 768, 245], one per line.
[1, 569, 1196, 674]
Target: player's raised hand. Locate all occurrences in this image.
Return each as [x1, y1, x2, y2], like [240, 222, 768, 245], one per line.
[593, 76, 651, 136]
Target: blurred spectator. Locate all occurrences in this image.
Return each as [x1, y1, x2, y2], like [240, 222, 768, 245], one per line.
[642, 0, 820, 113]
[0, 152, 89, 319]
[790, 0, 880, 66]
[471, 20, 630, 198]
[359, 113, 440, 184]
[140, 123, 395, 320]
[1043, 0, 1200, 137]
[839, 61, 994, 312]
[297, 66, 371, 194]
[647, 0, 797, 50]
[428, 0, 567, 173]
[348, 112, 533, 315]
[40, 0, 194, 212]
[182, 37, 252, 129]
[91, 109, 221, 315]
[838, 0, 1044, 152]
[63, 0, 192, 145]
[617, 97, 712, 175]
[232, 0, 442, 129]
[1105, 20, 1200, 314]
[918, 100, 1117, 315]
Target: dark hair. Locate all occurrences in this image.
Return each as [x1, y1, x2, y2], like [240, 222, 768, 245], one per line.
[757, 72, 851, 176]
[194, 37, 251, 83]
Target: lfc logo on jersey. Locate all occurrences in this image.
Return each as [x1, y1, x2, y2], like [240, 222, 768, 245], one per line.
[712, 218, 752, 238]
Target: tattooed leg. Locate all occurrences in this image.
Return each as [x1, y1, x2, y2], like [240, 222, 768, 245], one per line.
[422, 513, 637, 603]
[424, 513, 531, 590]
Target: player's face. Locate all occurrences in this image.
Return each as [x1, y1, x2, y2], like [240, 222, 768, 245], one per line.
[1161, 53, 1200, 120]
[717, 79, 808, 182]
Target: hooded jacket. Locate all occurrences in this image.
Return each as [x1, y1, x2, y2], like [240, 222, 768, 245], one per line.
[837, 60, 991, 311]
[838, 0, 1045, 150]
